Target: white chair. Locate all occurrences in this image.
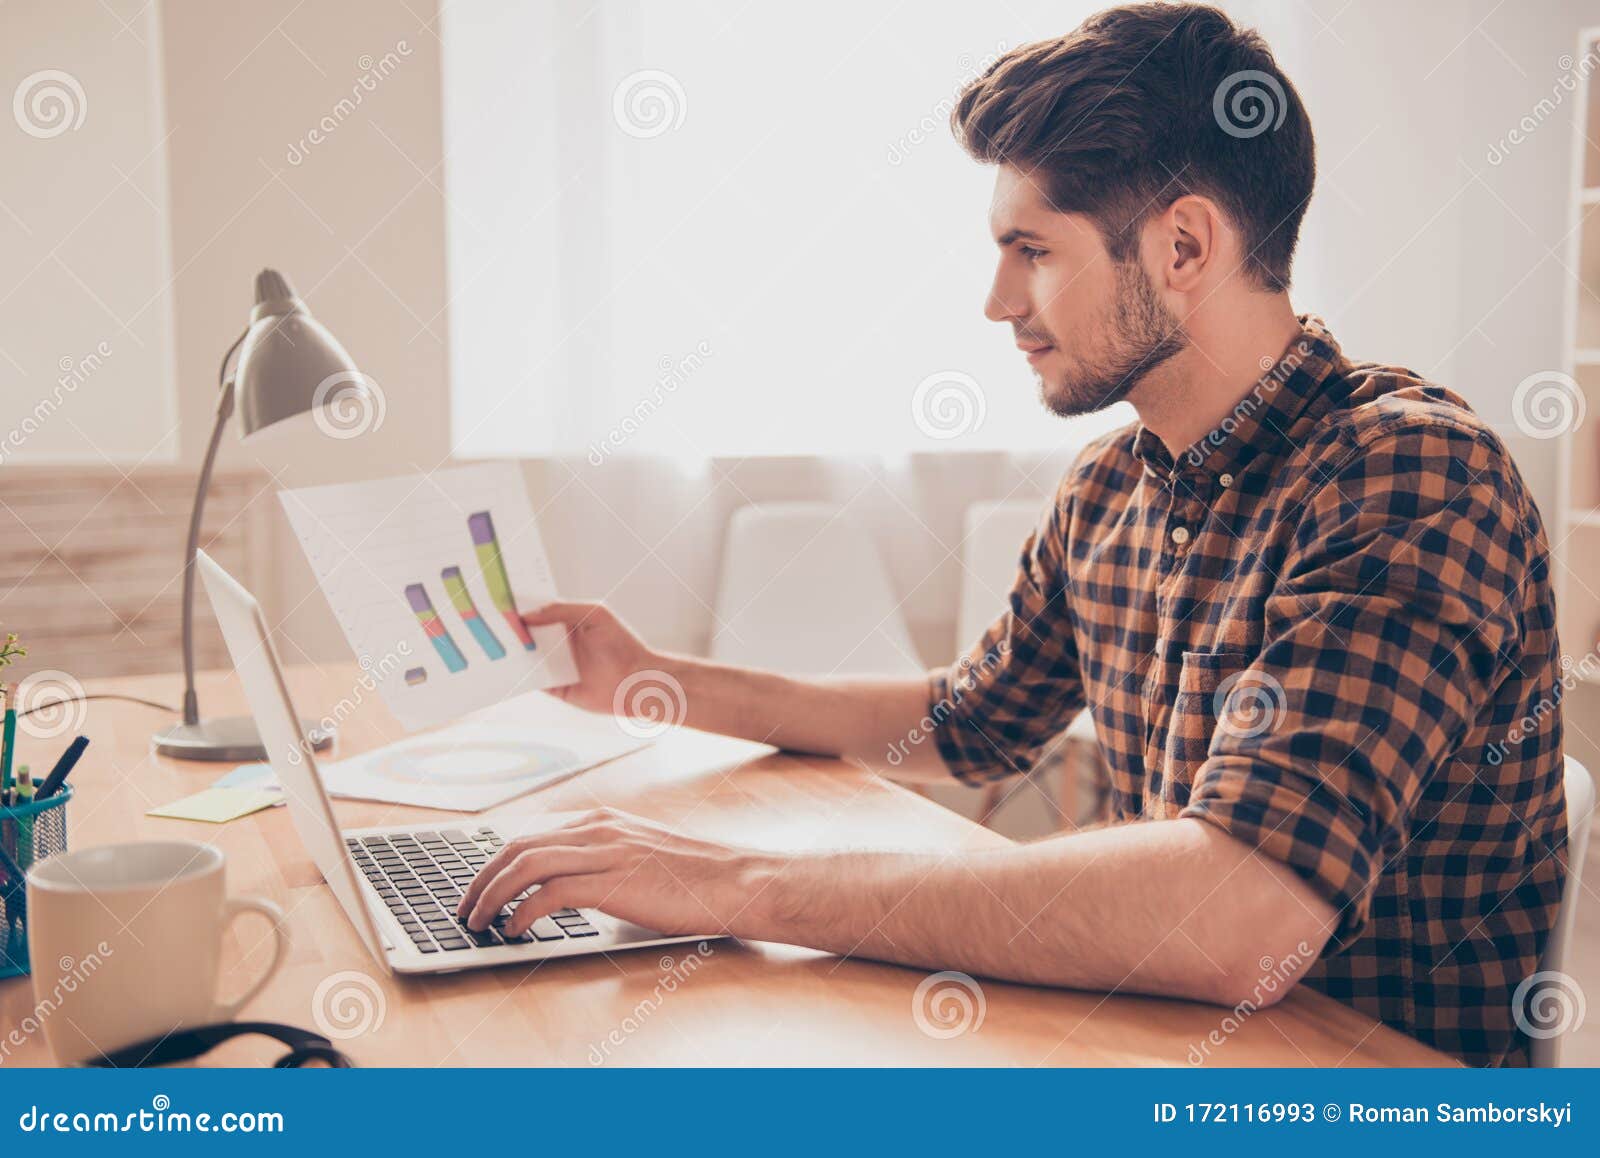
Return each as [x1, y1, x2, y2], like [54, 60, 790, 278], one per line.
[1528, 755, 1595, 1067]
[957, 501, 1104, 831]
[710, 503, 922, 675]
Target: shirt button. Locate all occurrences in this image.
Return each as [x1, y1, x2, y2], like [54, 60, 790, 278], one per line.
[1170, 525, 1191, 546]
[1219, 473, 1234, 488]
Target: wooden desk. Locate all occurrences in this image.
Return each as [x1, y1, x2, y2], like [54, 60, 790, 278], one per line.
[1, 666, 1449, 1066]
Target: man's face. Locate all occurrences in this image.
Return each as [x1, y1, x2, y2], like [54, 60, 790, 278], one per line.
[984, 165, 1187, 417]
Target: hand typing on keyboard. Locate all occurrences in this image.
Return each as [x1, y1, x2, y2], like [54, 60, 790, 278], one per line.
[347, 829, 604, 953]
[457, 807, 771, 940]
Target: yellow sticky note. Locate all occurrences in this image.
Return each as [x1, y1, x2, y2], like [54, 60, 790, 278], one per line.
[147, 786, 282, 823]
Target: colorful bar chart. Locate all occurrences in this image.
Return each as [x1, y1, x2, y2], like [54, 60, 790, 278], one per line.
[468, 510, 538, 650]
[442, 565, 506, 660]
[405, 583, 468, 673]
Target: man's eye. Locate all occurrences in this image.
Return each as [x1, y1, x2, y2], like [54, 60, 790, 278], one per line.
[1019, 246, 1045, 263]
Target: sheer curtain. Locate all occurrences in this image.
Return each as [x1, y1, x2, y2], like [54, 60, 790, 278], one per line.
[438, 1, 1120, 662]
[439, 0, 1124, 464]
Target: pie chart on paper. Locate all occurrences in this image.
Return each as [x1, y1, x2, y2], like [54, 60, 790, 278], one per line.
[369, 740, 583, 785]
[310, 693, 653, 811]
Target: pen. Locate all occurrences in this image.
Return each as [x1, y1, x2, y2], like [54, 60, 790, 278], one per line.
[0, 834, 26, 942]
[0, 687, 13, 797]
[0, 749, 11, 872]
[15, 767, 31, 871]
[0, 712, 12, 866]
[34, 736, 88, 801]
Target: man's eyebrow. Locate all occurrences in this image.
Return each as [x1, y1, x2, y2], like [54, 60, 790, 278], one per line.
[994, 227, 1046, 246]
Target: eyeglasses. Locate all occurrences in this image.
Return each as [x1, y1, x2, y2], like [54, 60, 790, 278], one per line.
[85, 1021, 354, 1069]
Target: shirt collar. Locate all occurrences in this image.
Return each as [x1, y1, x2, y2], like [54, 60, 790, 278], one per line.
[1132, 315, 1348, 482]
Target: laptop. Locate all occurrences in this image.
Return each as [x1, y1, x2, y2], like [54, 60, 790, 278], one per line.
[196, 549, 717, 975]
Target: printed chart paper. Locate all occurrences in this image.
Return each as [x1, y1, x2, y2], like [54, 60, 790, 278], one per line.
[312, 693, 648, 812]
[281, 464, 578, 730]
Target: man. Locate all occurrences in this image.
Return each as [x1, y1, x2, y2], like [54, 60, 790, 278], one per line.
[460, 3, 1567, 1066]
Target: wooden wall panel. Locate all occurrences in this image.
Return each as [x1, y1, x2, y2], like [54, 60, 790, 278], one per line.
[0, 467, 270, 683]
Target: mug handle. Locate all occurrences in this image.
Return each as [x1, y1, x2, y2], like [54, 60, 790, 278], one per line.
[214, 895, 290, 1022]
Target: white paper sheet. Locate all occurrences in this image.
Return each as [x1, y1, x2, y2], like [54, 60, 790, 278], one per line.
[219, 694, 654, 813]
[280, 464, 578, 731]
[314, 693, 648, 811]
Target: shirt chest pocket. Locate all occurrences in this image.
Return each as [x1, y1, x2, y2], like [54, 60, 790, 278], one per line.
[1147, 650, 1251, 820]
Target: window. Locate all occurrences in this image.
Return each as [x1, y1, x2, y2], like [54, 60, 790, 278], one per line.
[440, 0, 1126, 462]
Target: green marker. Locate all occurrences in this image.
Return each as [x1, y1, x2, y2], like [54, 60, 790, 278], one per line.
[0, 686, 14, 797]
[15, 766, 32, 869]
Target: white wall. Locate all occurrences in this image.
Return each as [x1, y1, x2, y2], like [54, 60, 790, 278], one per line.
[1243, 0, 1592, 514]
[156, 0, 454, 666]
[0, 0, 178, 464]
[440, 0, 1128, 464]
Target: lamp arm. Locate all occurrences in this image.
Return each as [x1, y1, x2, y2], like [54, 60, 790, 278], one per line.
[178, 328, 249, 725]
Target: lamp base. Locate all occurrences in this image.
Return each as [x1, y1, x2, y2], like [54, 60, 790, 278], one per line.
[152, 715, 333, 763]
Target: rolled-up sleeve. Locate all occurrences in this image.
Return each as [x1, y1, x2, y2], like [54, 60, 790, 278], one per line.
[1180, 420, 1528, 950]
[930, 494, 1086, 785]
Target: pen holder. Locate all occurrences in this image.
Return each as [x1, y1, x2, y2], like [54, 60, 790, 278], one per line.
[0, 785, 72, 979]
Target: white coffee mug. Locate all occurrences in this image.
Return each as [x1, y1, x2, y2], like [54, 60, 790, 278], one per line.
[25, 840, 289, 1064]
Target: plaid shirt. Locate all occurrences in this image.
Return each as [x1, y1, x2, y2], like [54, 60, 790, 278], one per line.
[932, 317, 1568, 1067]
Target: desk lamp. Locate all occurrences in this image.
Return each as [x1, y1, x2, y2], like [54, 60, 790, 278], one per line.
[153, 269, 367, 761]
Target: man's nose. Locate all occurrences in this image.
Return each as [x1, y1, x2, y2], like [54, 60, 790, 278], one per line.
[985, 266, 1027, 324]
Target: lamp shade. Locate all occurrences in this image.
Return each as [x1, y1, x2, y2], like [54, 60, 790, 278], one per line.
[234, 268, 365, 438]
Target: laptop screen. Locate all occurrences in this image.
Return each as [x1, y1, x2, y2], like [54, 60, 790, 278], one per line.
[196, 550, 390, 968]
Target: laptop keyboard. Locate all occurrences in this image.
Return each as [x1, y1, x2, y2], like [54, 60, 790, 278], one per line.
[344, 827, 600, 953]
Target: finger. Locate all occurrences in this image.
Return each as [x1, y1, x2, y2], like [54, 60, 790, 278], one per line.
[503, 873, 619, 937]
[521, 600, 603, 627]
[464, 847, 606, 929]
[465, 846, 615, 930]
[457, 841, 524, 918]
[457, 829, 598, 917]
[457, 810, 623, 916]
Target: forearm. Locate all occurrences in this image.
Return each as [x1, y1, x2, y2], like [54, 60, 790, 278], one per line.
[735, 818, 1335, 1006]
[652, 651, 951, 775]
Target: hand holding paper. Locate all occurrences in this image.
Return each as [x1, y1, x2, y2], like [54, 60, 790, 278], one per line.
[280, 464, 577, 732]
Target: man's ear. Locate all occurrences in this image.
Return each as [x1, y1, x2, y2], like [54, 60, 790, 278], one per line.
[1161, 194, 1225, 293]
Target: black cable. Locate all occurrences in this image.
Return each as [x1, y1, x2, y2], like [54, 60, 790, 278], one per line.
[17, 692, 178, 719]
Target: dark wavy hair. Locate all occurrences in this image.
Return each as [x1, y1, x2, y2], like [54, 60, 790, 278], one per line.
[951, 3, 1315, 292]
